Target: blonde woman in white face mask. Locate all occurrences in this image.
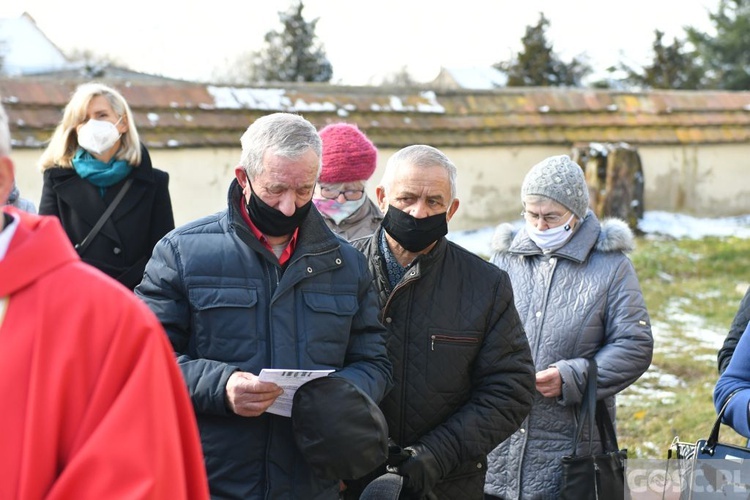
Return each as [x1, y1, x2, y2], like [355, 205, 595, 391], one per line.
[38, 82, 174, 290]
[484, 154, 654, 500]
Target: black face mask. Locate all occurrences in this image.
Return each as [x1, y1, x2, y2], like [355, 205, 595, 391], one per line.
[381, 204, 448, 253]
[245, 183, 312, 237]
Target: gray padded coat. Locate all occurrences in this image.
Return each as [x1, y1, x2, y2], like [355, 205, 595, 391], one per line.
[484, 211, 653, 500]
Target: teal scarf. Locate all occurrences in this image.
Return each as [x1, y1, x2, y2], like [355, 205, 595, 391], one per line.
[72, 148, 132, 196]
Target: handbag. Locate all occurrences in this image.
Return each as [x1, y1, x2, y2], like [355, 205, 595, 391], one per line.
[560, 359, 628, 500]
[74, 177, 133, 256]
[665, 389, 750, 499]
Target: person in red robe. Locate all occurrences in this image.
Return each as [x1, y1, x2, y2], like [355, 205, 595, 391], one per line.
[0, 102, 209, 499]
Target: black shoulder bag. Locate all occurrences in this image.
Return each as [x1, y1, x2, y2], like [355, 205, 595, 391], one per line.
[560, 359, 628, 500]
[665, 388, 750, 499]
[74, 177, 133, 256]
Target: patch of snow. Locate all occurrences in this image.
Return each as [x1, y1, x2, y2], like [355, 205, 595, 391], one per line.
[448, 211, 750, 257]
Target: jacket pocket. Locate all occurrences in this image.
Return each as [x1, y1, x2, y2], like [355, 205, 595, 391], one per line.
[190, 286, 259, 363]
[427, 329, 482, 394]
[439, 458, 487, 498]
[302, 291, 357, 365]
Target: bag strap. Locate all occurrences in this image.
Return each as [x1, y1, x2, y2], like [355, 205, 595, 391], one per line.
[595, 399, 621, 452]
[74, 177, 133, 256]
[702, 388, 743, 455]
[570, 359, 598, 456]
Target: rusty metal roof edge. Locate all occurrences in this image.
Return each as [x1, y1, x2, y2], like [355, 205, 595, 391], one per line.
[7, 78, 750, 148]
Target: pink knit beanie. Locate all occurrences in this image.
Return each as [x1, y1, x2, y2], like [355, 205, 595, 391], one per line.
[319, 123, 377, 184]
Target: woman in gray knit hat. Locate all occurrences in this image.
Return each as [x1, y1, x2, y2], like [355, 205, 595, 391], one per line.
[484, 154, 654, 500]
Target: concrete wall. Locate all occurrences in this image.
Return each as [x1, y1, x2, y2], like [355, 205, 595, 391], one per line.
[11, 143, 750, 232]
[13, 148, 239, 227]
[637, 144, 750, 217]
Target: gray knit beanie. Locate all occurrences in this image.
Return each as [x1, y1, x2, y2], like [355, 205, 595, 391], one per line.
[521, 155, 589, 219]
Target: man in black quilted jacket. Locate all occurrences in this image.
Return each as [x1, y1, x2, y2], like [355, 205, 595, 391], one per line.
[348, 145, 535, 499]
[718, 285, 750, 373]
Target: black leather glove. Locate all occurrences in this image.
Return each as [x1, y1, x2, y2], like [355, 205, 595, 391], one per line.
[386, 438, 412, 468]
[394, 443, 442, 498]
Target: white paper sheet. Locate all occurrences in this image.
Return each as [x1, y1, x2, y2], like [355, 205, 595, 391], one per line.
[258, 368, 334, 417]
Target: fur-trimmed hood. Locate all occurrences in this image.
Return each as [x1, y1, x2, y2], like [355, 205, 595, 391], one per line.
[491, 211, 635, 259]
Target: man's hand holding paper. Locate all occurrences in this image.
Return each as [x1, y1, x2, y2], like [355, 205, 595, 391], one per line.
[225, 371, 284, 417]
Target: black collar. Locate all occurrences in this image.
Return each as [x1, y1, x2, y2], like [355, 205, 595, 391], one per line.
[1, 213, 13, 233]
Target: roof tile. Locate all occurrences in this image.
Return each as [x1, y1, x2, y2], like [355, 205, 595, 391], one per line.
[4, 79, 750, 149]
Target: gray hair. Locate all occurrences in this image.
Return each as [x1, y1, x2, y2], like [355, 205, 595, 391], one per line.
[380, 144, 457, 199]
[239, 113, 322, 181]
[0, 101, 9, 157]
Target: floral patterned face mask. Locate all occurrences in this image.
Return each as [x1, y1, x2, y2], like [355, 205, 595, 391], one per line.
[313, 196, 366, 225]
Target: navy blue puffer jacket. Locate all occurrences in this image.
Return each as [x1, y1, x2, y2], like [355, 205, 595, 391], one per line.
[136, 180, 392, 499]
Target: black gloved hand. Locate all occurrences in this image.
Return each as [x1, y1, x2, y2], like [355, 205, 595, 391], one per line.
[394, 443, 442, 498]
[386, 438, 413, 468]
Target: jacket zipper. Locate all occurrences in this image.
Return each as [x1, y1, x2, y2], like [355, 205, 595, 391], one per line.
[430, 334, 480, 351]
[380, 263, 420, 445]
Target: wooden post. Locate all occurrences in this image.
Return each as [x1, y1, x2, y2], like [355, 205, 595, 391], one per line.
[571, 142, 644, 231]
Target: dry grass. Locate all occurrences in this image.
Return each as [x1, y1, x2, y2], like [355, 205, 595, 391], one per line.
[618, 235, 750, 458]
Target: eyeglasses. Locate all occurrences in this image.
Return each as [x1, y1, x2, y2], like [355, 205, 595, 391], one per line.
[319, 187, 365, 201]
[521, 210, 570, 225]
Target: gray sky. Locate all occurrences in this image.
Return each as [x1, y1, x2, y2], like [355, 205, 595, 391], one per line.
[1, 0, 720, 85]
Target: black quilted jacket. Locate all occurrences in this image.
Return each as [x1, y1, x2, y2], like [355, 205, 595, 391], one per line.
[353, 231, 535, 499]
[719, 285, 750, 373]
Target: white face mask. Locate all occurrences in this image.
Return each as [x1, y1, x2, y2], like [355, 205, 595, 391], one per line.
[78, 118, 122, 155]
[526, 213, 576, 250]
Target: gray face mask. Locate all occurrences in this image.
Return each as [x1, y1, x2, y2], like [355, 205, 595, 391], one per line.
[78, 118, 121, 155]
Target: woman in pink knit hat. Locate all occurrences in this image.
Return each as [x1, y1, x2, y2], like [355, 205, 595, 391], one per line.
[313, 123, 383, 241]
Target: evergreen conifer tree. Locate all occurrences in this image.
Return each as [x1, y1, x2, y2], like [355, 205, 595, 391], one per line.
[686, 0, 750, 90]
[248, 1, 332, 83]
[495, 13, 590, 87]
[620, 30, 704, 89]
